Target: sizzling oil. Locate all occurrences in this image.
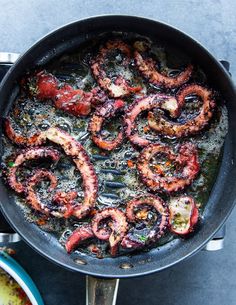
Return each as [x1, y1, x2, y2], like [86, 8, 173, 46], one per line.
[1, 33, 228, 258]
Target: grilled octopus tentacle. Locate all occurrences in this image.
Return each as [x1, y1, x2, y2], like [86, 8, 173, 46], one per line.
[148, 84, 216, 137]
[124, 94, 180, 147]
[7, 147, 60, 194]
[121, 195, 169, 249]
[26, 169, 57, 214]
[134, 50, 193, 88]
[91, 40, 142, 98]
[89, 99, 125, 150]
[5, 118, 47, 147]
[137, 142, 200, 193]
[45, 127, 98, 219]
[65, 224, 94, 253]
[52, 191, 78, 218]
[92, 208, 128, 256]
[168, 196, 199, 235]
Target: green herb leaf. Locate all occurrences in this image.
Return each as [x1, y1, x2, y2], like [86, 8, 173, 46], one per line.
[137, 235, 148, 242]
[8, 161, 15, 167]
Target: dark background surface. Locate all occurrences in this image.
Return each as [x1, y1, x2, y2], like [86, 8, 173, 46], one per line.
[0, 1, 236, 304]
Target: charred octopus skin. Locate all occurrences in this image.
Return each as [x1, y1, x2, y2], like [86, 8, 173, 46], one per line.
[5, 118, 47, 147]
[134, 50, 193, 89]
[168, 196, 199, 235]
[92, 208, 128, 256]
[5, 125, 98, 219]
[137, 142, 200, 193]
[7, 147, 60, 194]
[91, 40, 142, 98]
[124, 94, 180, 147]
[44, 128, 98, 219]
[148, 84, 216, 137]
[65, 224, 94, 253]
[89, 99, 125, 151]
[121, 195, 169, 249]
[26, 169, 58, 214]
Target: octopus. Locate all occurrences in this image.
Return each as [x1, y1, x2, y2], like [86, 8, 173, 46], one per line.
[137, 142, 200, 193]
[88, 99, 125, 150]
[134, 49, 193, 88]
[65, 224, 94, 253]
[26, 169, 58, 215]
[148, 84, 216, 137]
[42, 127, 98, 219]
[5, 124, 98, 219]
[7, 147, 60, 194]
[168, 196, 199, 235]
[121, 195, 169, 249]
[91, 40, 142, 98]
[5, 118, 46, 147]
[124, 94, 180, 147]
[91, 208, 128, 256]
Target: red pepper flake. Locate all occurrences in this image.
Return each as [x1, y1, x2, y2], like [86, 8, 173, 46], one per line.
[143, 125, 150, 133]
[127, 160, 135, 168]
[89, 209, 97, 217]
[36, 218, 47, 226]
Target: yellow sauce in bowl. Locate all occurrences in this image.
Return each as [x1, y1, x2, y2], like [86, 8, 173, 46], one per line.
[0, 268, 32, 305]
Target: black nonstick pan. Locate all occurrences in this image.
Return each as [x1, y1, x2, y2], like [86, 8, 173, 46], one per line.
[0, 16, 236, 305]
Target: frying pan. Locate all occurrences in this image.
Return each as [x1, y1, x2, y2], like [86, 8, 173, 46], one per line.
[0, 15, 236, 305]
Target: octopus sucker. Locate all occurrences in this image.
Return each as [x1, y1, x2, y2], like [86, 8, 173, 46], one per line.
[26, 169, 57, 214]
[148, 84, 216, 137]
[121, 195, 169, 249]
[91, 40, 142, 98]
[91, 208, 128, 256]
[7, 147, 60, 194]
[44, 127, 98, 219]
[137, 142, 200, 193]
[65, 225, 94, 253]
[5, 118, 47, 147]
[124, 94, 180, 147]
[168, 196, 199, 235]
[89, 99, 125, 151]
[134, 50, 193, 88]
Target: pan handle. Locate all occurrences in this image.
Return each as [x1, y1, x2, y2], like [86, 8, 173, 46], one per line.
[86, 276, 119, 305]
[0, 52, 21, 83]
[0, 52, 21, 242]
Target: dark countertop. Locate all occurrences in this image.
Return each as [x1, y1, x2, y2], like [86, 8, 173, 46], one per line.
[0, 1, 236, 304]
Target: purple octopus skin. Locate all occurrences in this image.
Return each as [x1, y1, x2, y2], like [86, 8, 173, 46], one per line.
[92, 207, 128, 256]
[148, 84, 216, 138]
[7, 147, 60, 194]
[124, 94, 181, 147]
[134, 49, 193, 89]
[137, 142, 200, 193]
[5, 124, 99, 219]
[121, 195, 169, 249]
[89, 99, 125, 151]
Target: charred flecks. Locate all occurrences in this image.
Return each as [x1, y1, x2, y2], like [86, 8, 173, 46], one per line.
[88, 99, 125, 151]
[134, 49, 193, 89]
[148, 84, 216, 137]
[137, 142, 200, 193]
[91, 40, 142, 98]
[5, 128, 98, 220]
